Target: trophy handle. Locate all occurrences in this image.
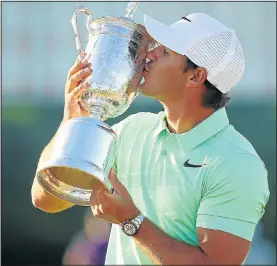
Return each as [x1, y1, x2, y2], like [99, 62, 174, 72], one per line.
[71, 6, 93, 56]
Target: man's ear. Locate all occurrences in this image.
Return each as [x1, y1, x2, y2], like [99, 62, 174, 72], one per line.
[188, 67, 208, 87]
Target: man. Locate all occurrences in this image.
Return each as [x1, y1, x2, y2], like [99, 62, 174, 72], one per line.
[32, 13, 270, 265]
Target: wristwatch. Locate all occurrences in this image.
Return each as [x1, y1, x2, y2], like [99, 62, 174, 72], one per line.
[121, 213, 145, 236]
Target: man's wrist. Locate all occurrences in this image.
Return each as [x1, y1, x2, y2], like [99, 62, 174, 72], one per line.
[121, 212, 146, 236]
[120, 208, 140, 224]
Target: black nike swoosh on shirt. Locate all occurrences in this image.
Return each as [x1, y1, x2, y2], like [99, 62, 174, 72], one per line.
[183, 159, 206, 168]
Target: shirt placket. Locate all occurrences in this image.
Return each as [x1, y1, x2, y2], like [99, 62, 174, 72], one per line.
[152, 131, 171, 174]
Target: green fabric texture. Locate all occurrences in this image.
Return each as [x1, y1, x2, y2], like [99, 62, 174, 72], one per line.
[105, 108, 270, 265]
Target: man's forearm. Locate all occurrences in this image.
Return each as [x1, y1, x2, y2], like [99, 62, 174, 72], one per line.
[35, 119, 66, 174]
[37, 119, 67, 166]
[32, 119, 74, 213]
[133, 217, 208, 265]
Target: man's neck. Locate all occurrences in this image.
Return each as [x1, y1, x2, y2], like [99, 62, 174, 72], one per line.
[163, 104, 215, 134]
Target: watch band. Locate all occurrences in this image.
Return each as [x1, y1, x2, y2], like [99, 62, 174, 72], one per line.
[122, 213, 145, 236]
[132, 213, 145, 228]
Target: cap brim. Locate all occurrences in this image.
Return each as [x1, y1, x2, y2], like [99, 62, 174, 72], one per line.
[144, 15, 180, 54]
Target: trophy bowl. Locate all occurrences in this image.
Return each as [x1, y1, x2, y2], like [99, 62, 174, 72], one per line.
[36, 3, 156, 206]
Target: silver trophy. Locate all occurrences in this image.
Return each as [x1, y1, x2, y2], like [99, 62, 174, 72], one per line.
[36, 2, 155, 206]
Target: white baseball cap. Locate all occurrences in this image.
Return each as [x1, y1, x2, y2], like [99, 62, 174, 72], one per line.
[144, 13, 245, 93]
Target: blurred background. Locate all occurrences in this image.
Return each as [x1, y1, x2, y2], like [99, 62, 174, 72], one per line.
[2, 1, 276, 265]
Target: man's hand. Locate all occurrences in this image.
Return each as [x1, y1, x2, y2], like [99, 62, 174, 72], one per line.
[63, 52, 93, 121]
[90, 169, 140, 224]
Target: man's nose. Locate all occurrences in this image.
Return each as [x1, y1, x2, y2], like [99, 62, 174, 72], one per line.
[146, 45, 161, 61]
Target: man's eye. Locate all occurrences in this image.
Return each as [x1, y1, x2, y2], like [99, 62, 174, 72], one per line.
[164, 49, 169, 55]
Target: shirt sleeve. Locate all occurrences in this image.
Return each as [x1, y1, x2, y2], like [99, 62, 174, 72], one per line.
[196, 153, 270, 241]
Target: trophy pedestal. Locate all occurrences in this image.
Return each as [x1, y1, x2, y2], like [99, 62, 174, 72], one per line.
[49, 167, 104, 190]
[36, 117, 116, 206]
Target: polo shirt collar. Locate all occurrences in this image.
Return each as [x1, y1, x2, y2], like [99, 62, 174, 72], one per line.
[153, 107, 230, 152]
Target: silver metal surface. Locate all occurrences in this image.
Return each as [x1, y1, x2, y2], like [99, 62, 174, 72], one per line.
[125, 1, 139, 19]
[37, 118, 116, 206]
[81, 17, 155, 121]
[71, 6, 93, 55]
[36, 2, 155, 205]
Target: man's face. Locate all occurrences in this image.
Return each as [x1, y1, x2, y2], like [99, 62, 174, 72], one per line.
[140, 45, 188, 102]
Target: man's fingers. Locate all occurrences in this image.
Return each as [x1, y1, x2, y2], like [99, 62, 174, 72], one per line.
[90, 189, 106, 218]
[68, 81, 89, 101]
[98, 204, 104, 214]
[91, 205, 102, 217]
[67, 66, 92, 93]
[67, 53, 88, 79]
[67, 58, 85, 80]
[108, 168, 128, 197]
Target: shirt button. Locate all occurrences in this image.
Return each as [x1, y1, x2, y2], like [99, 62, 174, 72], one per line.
[161, 150, 167, 156]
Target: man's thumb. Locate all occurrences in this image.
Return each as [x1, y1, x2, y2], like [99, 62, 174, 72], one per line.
[108, 168, 127, 196]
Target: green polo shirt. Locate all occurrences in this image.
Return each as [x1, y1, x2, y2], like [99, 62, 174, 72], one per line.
[105, 108, 270, 265]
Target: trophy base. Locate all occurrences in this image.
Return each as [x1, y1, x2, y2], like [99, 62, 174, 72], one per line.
[37, 166, 109, 206]
[37, 153, 112, 206]
[36, 117, 116, 206]
[51, 166, 105, 190]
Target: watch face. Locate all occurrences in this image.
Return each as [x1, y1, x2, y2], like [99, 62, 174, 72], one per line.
[123, 221, 137, 236]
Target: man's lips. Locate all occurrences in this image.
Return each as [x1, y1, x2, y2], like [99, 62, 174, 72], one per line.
[142, 68, 149, 76]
